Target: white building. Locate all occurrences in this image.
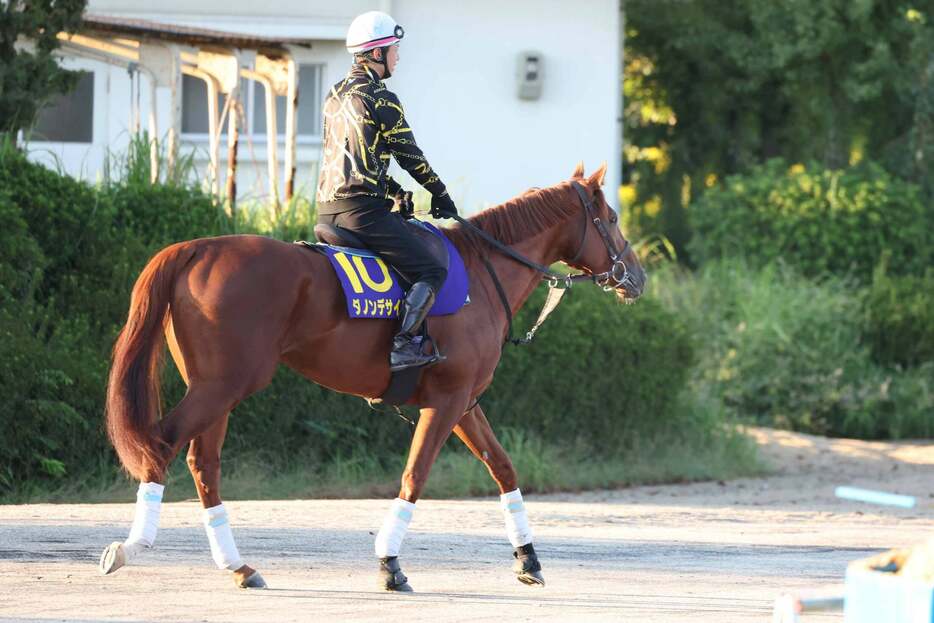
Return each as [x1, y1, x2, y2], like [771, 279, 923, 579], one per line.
[29, 0, 623, 213]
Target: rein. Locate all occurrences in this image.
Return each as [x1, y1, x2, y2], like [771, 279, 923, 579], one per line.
[451, 181, 633, 346]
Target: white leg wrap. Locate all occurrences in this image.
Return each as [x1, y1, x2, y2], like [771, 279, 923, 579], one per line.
[203, 503, 244, 571]
[123, 482, 164, 563]
[501, 489, 533, 547]
[374, 498, 416, 558]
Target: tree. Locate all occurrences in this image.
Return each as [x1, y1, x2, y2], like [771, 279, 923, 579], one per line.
[623, 0, 934, 256]
[0, 0, 86, 139]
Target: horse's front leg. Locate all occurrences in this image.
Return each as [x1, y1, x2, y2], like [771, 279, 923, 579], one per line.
[453, 405, 545, 586]
[375, 393, 470, 592]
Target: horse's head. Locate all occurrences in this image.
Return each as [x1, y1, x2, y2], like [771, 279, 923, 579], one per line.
[561, 162, 646, 301]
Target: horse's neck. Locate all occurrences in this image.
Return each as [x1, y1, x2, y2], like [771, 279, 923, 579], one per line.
[478, 227, 564, 318]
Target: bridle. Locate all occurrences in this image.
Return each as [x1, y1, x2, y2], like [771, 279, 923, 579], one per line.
[449, 180, 639, 346]
[566, 181, 634, 292]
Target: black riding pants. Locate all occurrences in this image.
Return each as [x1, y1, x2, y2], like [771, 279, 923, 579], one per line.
[317, 203, 447, 293]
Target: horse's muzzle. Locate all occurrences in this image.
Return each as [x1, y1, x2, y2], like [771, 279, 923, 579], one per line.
[617, 267, 646, 301]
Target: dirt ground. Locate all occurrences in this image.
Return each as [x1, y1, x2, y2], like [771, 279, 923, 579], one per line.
[0, 427, 931, 622]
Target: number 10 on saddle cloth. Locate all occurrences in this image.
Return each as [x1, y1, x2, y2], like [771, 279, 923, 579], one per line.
[310, 221, 470, 319]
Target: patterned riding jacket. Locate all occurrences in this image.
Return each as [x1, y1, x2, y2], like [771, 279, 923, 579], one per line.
[316, 64, 448, 213]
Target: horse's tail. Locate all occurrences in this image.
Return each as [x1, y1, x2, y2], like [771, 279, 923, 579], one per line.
[105, 242, 195, 482]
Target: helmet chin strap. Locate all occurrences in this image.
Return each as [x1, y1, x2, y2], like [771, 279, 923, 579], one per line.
[376, 46, 393, 78]
[360, 47, 393, 79]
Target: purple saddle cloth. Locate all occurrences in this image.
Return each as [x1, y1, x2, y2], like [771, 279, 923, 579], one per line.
[304, 221, 469, 319]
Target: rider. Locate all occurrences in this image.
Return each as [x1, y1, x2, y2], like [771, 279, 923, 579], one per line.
[316, 10, 458, 372]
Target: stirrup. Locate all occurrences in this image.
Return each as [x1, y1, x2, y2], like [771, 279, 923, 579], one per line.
[390, 336, 445, 372]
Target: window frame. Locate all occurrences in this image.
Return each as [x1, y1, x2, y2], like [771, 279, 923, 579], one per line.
[181, 62, 324, 146]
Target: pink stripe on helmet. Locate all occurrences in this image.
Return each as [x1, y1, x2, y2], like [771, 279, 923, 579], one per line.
[352, 35, 399, 51]
[367, 35, 399, 46]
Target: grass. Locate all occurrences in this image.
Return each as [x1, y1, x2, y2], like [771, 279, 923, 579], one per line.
[1, 425, 762, 505]
[647, 258, 934, 439]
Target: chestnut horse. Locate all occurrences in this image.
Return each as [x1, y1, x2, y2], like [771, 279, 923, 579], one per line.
[99, 163, 645, 590]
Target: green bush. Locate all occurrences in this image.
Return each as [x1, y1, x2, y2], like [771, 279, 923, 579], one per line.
[104, 182, 224, 246]
[864, 269, 934, 369]
[0, 304, 106, 490]
[0, 146, 112, 284]
[0, 143, 223, 319]
[0, 190, 46, 302]
[650, 260, 934, 439]
[486, 285, 696, 453]
[0, 189, 106, 489]
[688, 159, 933, 277]
[0, 146, 221, 492]
[0, 150, 131, 490]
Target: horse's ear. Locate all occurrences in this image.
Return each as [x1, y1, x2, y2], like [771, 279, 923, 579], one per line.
[588, 162, 608, 187]
[572, 161, 585, 179]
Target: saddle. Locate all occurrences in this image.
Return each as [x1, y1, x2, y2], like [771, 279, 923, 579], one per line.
[298, 219, 469, 405]
[313, 222, 450, 273]
[303, 220, 467, 319]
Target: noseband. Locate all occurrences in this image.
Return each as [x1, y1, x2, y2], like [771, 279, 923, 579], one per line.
[449, 181, 639, 345]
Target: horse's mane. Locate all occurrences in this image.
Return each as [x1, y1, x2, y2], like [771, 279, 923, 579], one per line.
[444, 182, 581, 266]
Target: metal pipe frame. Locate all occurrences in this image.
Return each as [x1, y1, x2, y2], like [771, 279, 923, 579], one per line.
[241, 67, 283, 214]
[56, 32, 299, 208]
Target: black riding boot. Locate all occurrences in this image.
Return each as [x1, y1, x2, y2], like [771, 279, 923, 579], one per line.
[390, 281, 444, 372]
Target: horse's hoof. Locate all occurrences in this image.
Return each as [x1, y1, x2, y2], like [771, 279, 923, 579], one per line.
[385, 580, 414, 592]
[379, 556, 413, 592]
[99, 541, 126, 575]
[517, 569, 546, 586]
[513, 543, 544, 587]
[235, 570, 267, 589]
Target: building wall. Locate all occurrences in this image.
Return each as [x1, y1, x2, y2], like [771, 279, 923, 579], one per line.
[390, 0, 621, 210]
[32, 0, 621, 212]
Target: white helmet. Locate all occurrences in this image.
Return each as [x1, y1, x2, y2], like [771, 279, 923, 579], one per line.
[346, 11, 404, 54]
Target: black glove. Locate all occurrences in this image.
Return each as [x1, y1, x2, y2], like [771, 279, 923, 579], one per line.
[393, 190, 414, 218]
[430, 193, 458, 219]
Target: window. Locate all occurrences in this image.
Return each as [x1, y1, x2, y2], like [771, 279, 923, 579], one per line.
[182, 64, 324, 139]
[181, 75, 223, 134]
[33, 71, 94, 143]
[253, 64, 323, 136]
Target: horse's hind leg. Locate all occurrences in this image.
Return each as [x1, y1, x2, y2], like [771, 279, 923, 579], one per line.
[453, 405, 545, 586]
[101, 317, 273, 588]
[99, 479, 166, 575]
[170, 314, 271, 589]
[100, 381, 240, 577]
[187, 416, 266, 589]
[99, 318, 188, 576]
